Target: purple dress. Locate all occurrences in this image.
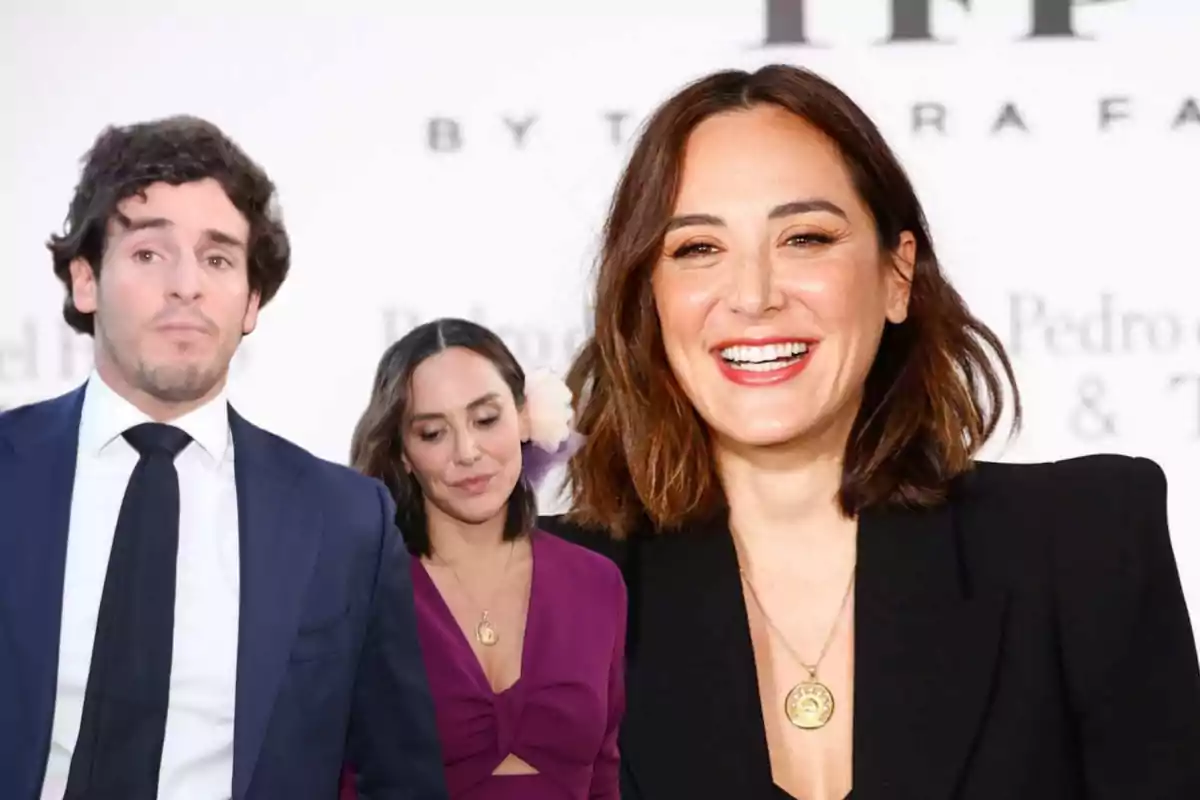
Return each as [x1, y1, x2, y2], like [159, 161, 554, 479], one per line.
[411, 530, 627, 799]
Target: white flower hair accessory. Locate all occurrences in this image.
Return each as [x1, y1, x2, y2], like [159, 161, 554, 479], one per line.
[523, 368, 574, 452]
[521, 368, 582, 489]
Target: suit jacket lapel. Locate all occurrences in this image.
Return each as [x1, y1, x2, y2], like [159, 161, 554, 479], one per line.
[624, 495, 1006, 800]
[229, 410, 324, 799]
[853, 499, 1007, 800]
[623, 517, 774, 799]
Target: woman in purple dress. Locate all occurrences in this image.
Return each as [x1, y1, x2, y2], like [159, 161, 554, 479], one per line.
[346, 317, 626, 800]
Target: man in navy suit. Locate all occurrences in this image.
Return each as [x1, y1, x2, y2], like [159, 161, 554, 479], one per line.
[0, 116, 446, 800]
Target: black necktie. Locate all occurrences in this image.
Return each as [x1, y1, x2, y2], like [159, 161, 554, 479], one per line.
[64, 423, 192, 800]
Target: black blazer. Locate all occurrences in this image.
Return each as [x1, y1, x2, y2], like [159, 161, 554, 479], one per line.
[541, 455, 1200, 800]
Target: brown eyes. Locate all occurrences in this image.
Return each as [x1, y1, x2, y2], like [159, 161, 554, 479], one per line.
[129, 250, 233, 267]
[785, 232, 834, 247]
[669, 232, 835, 260]
[671, 242, 719, 259]
[415, 415, 500, 443]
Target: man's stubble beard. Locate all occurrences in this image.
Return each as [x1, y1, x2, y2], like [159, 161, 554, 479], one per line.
[99, 328, 229, 405]
[134, 361, 225, 404]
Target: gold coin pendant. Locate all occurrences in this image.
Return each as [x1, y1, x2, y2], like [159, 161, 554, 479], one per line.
[784, 681, 835, 729]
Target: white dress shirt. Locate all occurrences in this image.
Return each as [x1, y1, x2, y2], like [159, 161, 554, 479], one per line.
[41, 372, 241, 800]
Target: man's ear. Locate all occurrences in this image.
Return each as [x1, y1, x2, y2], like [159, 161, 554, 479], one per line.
[70, 257, 99, 314]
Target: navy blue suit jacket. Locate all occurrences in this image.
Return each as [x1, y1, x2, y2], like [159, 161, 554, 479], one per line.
[0, 386, 447, 800]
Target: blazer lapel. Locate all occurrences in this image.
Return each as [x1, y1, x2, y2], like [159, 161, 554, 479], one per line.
[852, 500, 1007, 800]
[228, 410, 324, 800]
[0, 387, 83, 791]
[623, 517, 775, 799]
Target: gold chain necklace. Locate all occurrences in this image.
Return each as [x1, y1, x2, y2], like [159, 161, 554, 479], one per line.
[740, 567, 855, 730]
[432, 540, 516, 647]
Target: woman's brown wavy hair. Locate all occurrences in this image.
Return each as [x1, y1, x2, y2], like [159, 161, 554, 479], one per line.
[565, 64, 1020, 538]
[350, 317, 538, 557]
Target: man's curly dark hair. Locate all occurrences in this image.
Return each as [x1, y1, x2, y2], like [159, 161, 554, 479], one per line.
[47, 115, 291, 335]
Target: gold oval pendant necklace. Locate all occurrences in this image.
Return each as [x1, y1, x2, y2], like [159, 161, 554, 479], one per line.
[740, 567, 855, 730]
[475, 612, 499, 647]
[434, 541, 516, 648]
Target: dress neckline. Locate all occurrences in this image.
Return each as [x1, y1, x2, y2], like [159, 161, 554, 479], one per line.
[414, 531, 540, 697]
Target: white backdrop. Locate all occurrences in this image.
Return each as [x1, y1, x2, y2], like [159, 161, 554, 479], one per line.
[2, 0, 1198, 650]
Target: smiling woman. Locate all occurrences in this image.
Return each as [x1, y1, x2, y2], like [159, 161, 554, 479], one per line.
[542, 64, 1200, 800]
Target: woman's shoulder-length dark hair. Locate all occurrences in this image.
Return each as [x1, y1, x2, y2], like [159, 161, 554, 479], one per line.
[565, 64, 1021, 539]
[349, 317, 538, 557]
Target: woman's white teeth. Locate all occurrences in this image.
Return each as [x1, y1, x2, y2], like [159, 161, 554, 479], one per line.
[720, 342, 810, 365]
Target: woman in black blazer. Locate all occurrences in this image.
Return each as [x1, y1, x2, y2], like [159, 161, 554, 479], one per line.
[541, 64, 1200, 800]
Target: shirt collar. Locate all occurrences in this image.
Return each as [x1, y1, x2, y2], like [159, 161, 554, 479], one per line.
[79, 370, 232, 463]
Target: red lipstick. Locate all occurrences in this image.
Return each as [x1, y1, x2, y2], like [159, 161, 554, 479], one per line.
[712, 338, 817, 387]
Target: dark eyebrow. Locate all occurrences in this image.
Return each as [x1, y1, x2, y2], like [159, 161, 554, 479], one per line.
[768, 199, 848, 221]
[205, 229, 246, 250]
[408, 392, 501, 424]
[115, 215, 246, 250]
[116, 215, 172, 234]
[665, 198, 849, 232]
[665, 213, 724, 232]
